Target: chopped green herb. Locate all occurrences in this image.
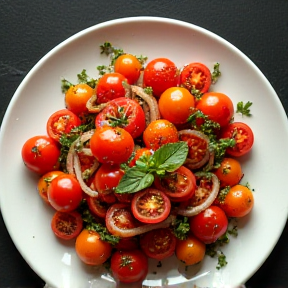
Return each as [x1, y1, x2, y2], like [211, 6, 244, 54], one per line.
[190, 88, 203, 100]
[172, 216, 190, 240]
[136, 54, 148, 65]
[77, 69, 97, 88]
[236, 101, 253, 117]
[216, 252, 227, 269]
[217, 186, 231, 204]
[61, 78, 74, 93]
[211, 62, 221, 84]
[100, 41, 124, 65]
[227, 225, 238, 237]
[143, 86, 153, 95]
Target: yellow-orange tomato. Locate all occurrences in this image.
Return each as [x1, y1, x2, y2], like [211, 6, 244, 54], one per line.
[159, 87, 195, 124]
[214, 158, 243, 188]
[65, 83, 94, 115]
[143, 119, 179, 151]
[37, 171, 65, 203]
[75, 229, 112, 265]
[175, 234, 206, 265]
[114, 54, 142, 84]
[220, 184, 254, 217]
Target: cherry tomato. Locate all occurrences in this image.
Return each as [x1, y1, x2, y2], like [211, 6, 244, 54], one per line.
[196, 92, 234, 127]
[214, 158, 243, 187]
[189, 206, 228, 244]
[143, 58, 179, 97]
[220, 184, 254, 217]
[37, 171, 65, 203]
[114, 237, 139, 251]
[90, 126, 134, 164]
[221, 122, 254, 157]
[175, 234, 206, 265]
[96, 72, 127, 104]
[140, 228, 176, 260]
[158, 87, 195, 124]
[75, 229, 112, 265]
[154, 166, 196, 202]
[143, 119, 179, 151]
[21, 135, 60, 175]
[131, 188, 171, 224]
[87, 195, 109, 218]
[110, 249, 148, 283]
[114, 54, 142, 84]
[114, 191, 134, 203]
[65, 83, 94, 115]
[47, 174, 83, 212]
[46, 109, 81, 142]
[51, 211, 83, 240]
[180, 62, 212, 93]
[95, 97, 146, 138]
[128, 148, 152, 168]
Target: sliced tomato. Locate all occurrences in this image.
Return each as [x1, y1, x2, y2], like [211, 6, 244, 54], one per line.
[51, 211, 83, 240]
[131, 188, 171, 224]
[180, 62, 211, 93]
[154, 166, 196, 202]
[87, 195, 109, 218]
[221, 122, 254, 157]
[140, 228, 176, 260]
[95, 97, 146, 138]
[46, 109, 81, 142]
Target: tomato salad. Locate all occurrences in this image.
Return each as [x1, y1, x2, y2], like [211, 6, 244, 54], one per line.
[21, 42, 255, 283]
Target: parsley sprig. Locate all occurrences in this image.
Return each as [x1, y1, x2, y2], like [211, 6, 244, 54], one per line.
[236, 101, 253, 116]
[172, 216, 190, 240]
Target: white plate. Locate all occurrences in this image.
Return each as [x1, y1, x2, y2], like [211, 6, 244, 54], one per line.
[1, 16, 288, 288]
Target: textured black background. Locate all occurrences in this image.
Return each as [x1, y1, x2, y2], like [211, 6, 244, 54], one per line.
[1, 1, 288, 287]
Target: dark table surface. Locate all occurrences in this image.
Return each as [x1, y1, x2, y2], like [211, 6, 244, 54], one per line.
[1, 1, 288, 287]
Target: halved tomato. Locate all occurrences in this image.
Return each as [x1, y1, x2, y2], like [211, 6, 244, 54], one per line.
[87, 195, 109, 218]
[131, 188, 171, 224]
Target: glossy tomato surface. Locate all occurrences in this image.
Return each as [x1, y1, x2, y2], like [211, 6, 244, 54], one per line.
[46, 109, 81, 142]
[47, 174, 83, 212]
[196, 92, 234, 127]
[96, 72, 127, 104]
[21, 135, 60, 175]
[158, 87, 195, 124]
[143, 58, 179, 97]
[110, 249, 148, 283]
[90, 126, 134, 164]
[95, 97, 146, 138]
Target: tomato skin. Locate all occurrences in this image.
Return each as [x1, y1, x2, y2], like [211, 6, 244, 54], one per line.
[114, 54, 142, 84]
[47, 174, 83, 212]
[110, 249, 148, 283]
[87, 195, 109, 218]
[220, 184, 254, 217]
[114, 237, 139, 251]
[95, 97, 146, 138]
[21, 135, 60, 175]
[140, 228, 176, 260]
[96, 72, 127, 104]
[75, 229, 112, 265]
[37, 171, 65, 203]
[196, 92, 234, 127]
[221, 122, 254, 157]
[65, 83, 94, 115]
[180, 62, 212, 93]
[143, 119, 179, 151]
[90, 126, 134, 164]
[189, 206, 228, 244]
[46, 109, 81, 142]
[154, 166, 196, 202]
[131, 188, 171, 224]
[159, 87, 195, 124]
[175, 234, 206, 265]
[214, 158, 243, 187]
[128, 148, 152, 168]
[51, 211, 83, 240]
[143, 58, 179, 97]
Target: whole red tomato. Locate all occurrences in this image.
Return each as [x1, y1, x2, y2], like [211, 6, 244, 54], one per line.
[21, 135, 60, 175]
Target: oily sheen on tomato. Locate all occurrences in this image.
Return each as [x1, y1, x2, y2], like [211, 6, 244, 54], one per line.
[196, 92, 234, 127]
[21, 135, 60, 175]
[158, 87, 195, 124]
[95, 97, 146, 138]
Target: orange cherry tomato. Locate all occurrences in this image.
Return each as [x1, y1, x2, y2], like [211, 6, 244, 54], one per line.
[75, 229, 112, 265]
[114, 54, 142, 84]
[175, 234, 206, 265]
[196, 92, 234, 127]
[220, 184, 254, 217]
[65, 83, 94, 115]
[143, 119, 179, 151]
[159, 87, 195, 124]
[214, 158, 243, 188]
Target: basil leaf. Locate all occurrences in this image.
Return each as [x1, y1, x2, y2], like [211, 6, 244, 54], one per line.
[152, 141, 188, 172]
[115, 166, 154, 194]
